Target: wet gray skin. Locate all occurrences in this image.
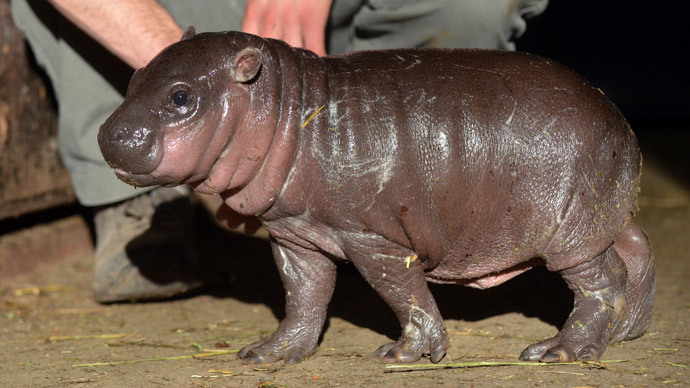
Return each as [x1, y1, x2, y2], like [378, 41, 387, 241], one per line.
[98, 28, 655, 365]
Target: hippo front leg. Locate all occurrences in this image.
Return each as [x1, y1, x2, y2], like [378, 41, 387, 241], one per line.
[238, 241, 337, 364]
[347, 242, 449, 363]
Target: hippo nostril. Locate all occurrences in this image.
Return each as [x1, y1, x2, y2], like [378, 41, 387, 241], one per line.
[98, 122, 160, 175]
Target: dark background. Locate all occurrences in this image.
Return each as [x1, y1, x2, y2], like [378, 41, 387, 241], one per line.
[517, 2, 689, 125]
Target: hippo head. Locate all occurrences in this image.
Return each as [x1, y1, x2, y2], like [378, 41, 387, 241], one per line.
[98, 27, 264, 189]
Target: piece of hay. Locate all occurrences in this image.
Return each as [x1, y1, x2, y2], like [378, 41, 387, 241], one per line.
[73, 349, 239, 367]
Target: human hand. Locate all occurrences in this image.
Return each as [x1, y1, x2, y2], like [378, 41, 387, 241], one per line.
[241, 0, 333, 56]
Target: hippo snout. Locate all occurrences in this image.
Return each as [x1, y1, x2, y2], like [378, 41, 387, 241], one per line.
[98, 112, 162, 178]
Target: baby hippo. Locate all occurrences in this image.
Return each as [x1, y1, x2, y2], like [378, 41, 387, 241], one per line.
[98, 27, 655, 365]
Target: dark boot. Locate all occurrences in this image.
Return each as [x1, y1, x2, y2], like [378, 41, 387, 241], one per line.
[93, 186, 205, 303]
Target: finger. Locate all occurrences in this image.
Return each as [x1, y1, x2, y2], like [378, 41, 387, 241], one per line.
[302, 24, 327, 56]
[241, 0, 263, 35]
[299, 0, 331, 56]
[281, 18, 304, 49]
[262, 10, 282, 41]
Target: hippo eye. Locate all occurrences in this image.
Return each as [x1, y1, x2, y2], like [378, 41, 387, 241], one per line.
[172, 90, 188, 106]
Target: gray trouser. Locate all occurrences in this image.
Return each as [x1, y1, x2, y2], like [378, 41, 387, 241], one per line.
[11, 0, 547, 206]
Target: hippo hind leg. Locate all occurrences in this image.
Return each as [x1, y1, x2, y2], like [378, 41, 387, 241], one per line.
[608, 223, 655, 342]
[520, 223, 655, 362]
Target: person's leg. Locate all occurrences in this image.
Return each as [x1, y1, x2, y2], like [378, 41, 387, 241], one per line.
[11, 0, 246, 302]
[328, 0, 548, 53]
[11, 0, 142, 206]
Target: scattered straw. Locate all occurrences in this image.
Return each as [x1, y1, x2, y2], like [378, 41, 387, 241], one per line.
[73, 349, 238, 367]
[384, 359, 629, 373]
[50, 332, 134, 341]
[405, 255, 418, 269]
[208, 369, 234, 375]
[301, 105, 326, 128]
[14, 285, 75, 296]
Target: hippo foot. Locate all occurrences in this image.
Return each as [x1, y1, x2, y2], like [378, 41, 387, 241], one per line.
[374, 318, 449, 363]
[238, 330, 318, 365]
[519, 335, 605, 363]
[518, 284, 615, 362]
[375, 338, 447, 363]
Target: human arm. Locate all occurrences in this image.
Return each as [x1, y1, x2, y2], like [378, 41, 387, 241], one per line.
[47, 0, 183, 69]
[241, 0, 333, 56]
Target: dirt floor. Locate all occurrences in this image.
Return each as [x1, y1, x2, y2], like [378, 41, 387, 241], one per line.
[0, 127, 688, 387]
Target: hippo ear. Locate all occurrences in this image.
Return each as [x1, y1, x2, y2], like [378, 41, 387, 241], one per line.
[181, 26, 196, 40]
[230, 47, 263, 83]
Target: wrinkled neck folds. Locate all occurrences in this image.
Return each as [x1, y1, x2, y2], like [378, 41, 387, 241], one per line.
[222, 39, 328, 216]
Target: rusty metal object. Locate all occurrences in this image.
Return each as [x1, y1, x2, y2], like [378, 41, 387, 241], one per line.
[0, 0, 74, 221]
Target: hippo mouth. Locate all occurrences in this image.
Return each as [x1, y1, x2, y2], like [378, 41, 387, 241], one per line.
[114, 168, 181, 188]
